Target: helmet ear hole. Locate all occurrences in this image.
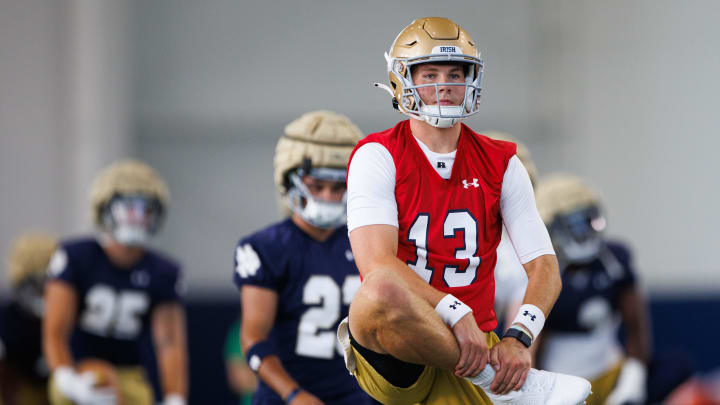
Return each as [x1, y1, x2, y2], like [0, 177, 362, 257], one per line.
[282, 174, 294, 194]
[100, 204, 112, 229]
[301, 158, 312, 175]
[404, 95, 416, 110]
[392, 98, 399, 110]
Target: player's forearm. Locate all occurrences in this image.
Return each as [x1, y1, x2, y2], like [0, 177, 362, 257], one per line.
[620, 288, 651, 362]
[156, 340, 188, 397]
[240, 286, 278, 354]
[241, 330, 300, 400]
[42, 312, 75, 370]
[227, 361, 258, 394]
[152, 303, 188, 398]
[43, 281, 77, 370]
[521, 254, 561, 317]
[256, 356, 303, 400]
[625, 328, 650, 363]
[42, 332, 74, 370]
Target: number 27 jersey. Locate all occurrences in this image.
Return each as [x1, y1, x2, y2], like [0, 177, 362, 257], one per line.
[349, 120, 516, 331]
[233, 219, 368, 404]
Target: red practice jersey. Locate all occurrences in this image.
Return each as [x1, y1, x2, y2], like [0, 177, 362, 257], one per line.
[350, 120, 516, 331]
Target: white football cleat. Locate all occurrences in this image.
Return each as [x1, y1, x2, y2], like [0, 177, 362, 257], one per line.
[470, 366, 591, 405]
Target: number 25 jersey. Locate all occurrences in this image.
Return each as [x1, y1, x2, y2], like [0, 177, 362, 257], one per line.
[47, 237, 183, 365]
[349, 120, 516, 332]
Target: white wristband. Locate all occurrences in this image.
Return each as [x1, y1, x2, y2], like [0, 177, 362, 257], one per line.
[164, 394, 186, 405]
[434, 294, 472, 327]
[511, 304, 546, 339]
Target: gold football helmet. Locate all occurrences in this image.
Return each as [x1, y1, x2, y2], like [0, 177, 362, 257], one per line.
[484, 131, 539, 187]
[274, 110, 363, 228]
[536, 174, 607, 265]
[90, 160, 170, 245]
[376, 17, 483, 128]
[7, 232, 57, 317]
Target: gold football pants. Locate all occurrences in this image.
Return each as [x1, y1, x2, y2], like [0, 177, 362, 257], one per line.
[338, 317, 499, 405]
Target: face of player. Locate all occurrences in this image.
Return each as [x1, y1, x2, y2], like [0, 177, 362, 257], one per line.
[551, 205, 606, 266]
[301, 176, 346, 203]
[103, 194, 162, 247]
[411, 63, 467, 107]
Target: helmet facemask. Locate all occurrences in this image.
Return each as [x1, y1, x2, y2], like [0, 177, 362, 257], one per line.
[549, 204, 607, 266]
[100, 194, 164, 247]
[381, 48, 483, 128]
[284, 167, 348, 229]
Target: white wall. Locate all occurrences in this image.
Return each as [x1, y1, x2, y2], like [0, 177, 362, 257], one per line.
[2, 0, 718, 296]
[1, 0, 66, 254]
[0, 0, 134, 292]
[532, 1, 720, 293]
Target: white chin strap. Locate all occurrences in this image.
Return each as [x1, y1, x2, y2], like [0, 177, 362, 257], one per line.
[373, 83, 467, 128]
[295, 195, 347, 229]
[112, 224, 151, 246]
[286, 173, 347, 229]
[561, 236, 603, 265]
[417, 105, 464, 128]
[375, 82, 466, 129]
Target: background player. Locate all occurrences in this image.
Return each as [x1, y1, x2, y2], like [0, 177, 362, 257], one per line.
[0, 232, 56, 405]
[233, 110, 374, 405]
[43, 160, 188, 405]
[534, 173, 693, 405]
[339, 17, 591, 405]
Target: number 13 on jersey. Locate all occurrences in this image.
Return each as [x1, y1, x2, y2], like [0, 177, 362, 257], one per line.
[407, 210, 480, 288]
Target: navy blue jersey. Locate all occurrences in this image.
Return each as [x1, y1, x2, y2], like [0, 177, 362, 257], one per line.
[545, 241, 637, 333]
[0, 301, 47, 381]
[48, 237, 182, 365]
[233, 219, 371, 405]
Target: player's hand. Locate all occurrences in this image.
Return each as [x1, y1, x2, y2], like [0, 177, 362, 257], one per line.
[288, 390, 325, 405]
[452, 312, 489, 378]
[53, 366, 117, 405]
[605, 358, 647, 405]
[488, 337, 531, 395]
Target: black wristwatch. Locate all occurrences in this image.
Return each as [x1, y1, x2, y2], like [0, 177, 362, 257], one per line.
[503, 327, 532, 348]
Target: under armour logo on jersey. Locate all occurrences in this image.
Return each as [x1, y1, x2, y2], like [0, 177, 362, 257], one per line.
[437, 161, 446, 169]
[523, 310, 537, 321]
[235, 244, 261, 278]
[449, 300, 462, 310]
[462, 178, 479, 189]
